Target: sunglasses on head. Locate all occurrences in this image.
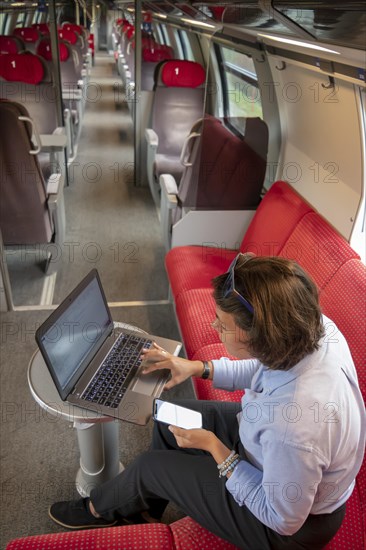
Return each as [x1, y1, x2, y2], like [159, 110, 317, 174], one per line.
[222, 254, 254, 315]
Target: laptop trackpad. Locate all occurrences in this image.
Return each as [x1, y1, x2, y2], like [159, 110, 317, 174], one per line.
[130, 372, 163, 396]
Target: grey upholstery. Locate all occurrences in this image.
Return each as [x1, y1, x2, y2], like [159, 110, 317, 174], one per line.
[0, 100, 65, 273]
[145, 60, 205, 205]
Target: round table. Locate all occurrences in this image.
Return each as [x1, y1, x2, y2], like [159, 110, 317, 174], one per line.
[27, 322, 146, 497]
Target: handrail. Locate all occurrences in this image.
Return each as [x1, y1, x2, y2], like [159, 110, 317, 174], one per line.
[179, 131, 201, 167]
[18, 115, 41, 154]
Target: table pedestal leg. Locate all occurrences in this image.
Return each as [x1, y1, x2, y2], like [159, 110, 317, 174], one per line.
[75, 420, 124, 496]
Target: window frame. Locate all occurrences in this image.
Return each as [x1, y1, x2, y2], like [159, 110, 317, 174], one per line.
[214, 42, 262, 137]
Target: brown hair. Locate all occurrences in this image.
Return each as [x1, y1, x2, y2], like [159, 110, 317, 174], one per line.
[212, 254, 324, 370]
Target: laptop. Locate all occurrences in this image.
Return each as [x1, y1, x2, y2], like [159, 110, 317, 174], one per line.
[35, 269, 182, 425]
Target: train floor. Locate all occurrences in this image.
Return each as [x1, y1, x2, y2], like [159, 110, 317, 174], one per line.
[0, 52, 191, 548]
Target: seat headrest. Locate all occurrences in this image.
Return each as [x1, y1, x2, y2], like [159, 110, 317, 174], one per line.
[142, 44, 174, 62]
[160, 60, 206, 88]
[13, 27, 40, 43]
[62, 23, 83, 36]
[32, 23, 50, 35]
[58, 28, 78, 45]
[0, 53, 44, 84]
[37, 38, 69, 62]
[0, 36, 20, 54]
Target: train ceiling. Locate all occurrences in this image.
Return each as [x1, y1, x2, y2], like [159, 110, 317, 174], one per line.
[1, 1, 365, 51]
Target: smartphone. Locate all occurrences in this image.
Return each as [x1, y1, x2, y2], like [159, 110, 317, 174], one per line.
[153, 399, 203, 429]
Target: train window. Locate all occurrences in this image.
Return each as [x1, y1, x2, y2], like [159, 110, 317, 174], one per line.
[155, 24, 164, 44]
[216, 45, 263, 135]
[177, 29, 194, 60]
[15, 13, 27, 27]
[0, 12, 7, 34]
[160, 24, 171, 46]
[173, 28, 184, 59]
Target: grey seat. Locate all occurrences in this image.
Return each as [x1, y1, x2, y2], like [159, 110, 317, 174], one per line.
[0, 51, 73, 160]
[0, 100, 66, 273]
[145, 59, 206, 205]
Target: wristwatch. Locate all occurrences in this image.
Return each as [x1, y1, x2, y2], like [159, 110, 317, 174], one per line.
[201, 361, 211, 379]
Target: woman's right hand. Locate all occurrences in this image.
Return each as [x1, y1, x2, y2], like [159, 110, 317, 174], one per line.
[140, 343, 203, 390]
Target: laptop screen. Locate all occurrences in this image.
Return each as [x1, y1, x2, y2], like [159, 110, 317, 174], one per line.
[36, 270, 112, 400]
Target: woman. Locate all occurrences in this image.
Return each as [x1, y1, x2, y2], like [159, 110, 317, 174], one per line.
[49, 254, 365, 549]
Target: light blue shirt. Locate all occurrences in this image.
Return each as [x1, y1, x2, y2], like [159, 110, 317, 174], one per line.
[212, 316, 365, 536]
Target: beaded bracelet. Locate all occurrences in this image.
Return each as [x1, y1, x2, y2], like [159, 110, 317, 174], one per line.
[217, 450, 236, 470]
[218, 452, 240, 477]
[220, 457, 241, 478]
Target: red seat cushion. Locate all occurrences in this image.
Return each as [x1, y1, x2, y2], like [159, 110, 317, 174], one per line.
[165, 181, 314, 301]
[161, 60, 206, 88]
[171, 516, 239, 549]
[323, 486, 365, 549]
[5, 523, 174, 550]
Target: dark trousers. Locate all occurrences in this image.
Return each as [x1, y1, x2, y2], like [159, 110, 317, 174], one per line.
[90, 400, 346, 550]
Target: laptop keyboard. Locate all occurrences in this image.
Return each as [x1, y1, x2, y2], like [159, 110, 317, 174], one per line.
[81, 333, 153, 409]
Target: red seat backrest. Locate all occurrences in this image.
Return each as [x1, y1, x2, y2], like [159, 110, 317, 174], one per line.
[240, 180, 313, 256]
[0, 36, 22, 54]
[13, 27, 40, 43]
[160, 60, 206, 88]
[36, 38, 69, 62]
[58, 28, 78, 45]
[62, 23, 83, 36]
[32, 23, 50, 35]
[0, 52, 44, 84]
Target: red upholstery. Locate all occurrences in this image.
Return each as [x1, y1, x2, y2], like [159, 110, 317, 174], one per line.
[13, 27, 40, 43]
[165, 180, 311, 301]
[278, 212, 359, 290]
[166, 246, 236, 301]
[170, 516, 239, 549]
[240, 180, 313, 255]
[176, 288, 220, 357]
[58, 28, 78, 45]
[319, 259, 366, 401]
[0, 53, 44, 84]
[161, 60, 206, 88]
[142, 45, 174, 62]
[37, 38, 69, 62]
[32, 23, 50, 35]
[62, 23, 83, 36]
[5, 523, 175, 550]
[88, 33, 95, 54]
[0, 36, 22, 54]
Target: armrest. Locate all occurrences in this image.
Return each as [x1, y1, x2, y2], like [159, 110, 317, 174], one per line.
[46, 173, 62, 195]
[47, 173, 66, 246]
[171, 210, 256, 249]
[145, 128, 158, 148]
[160, 174, 179, 251]
[40, 133, 67, 152]
[160, 174, 178, 207]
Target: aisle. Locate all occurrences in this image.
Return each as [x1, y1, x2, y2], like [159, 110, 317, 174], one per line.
[7, 52, 169, 307]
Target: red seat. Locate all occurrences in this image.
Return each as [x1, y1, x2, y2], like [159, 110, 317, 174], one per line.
[0, 52, 44, 84]
[165, 180, 312, 300]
